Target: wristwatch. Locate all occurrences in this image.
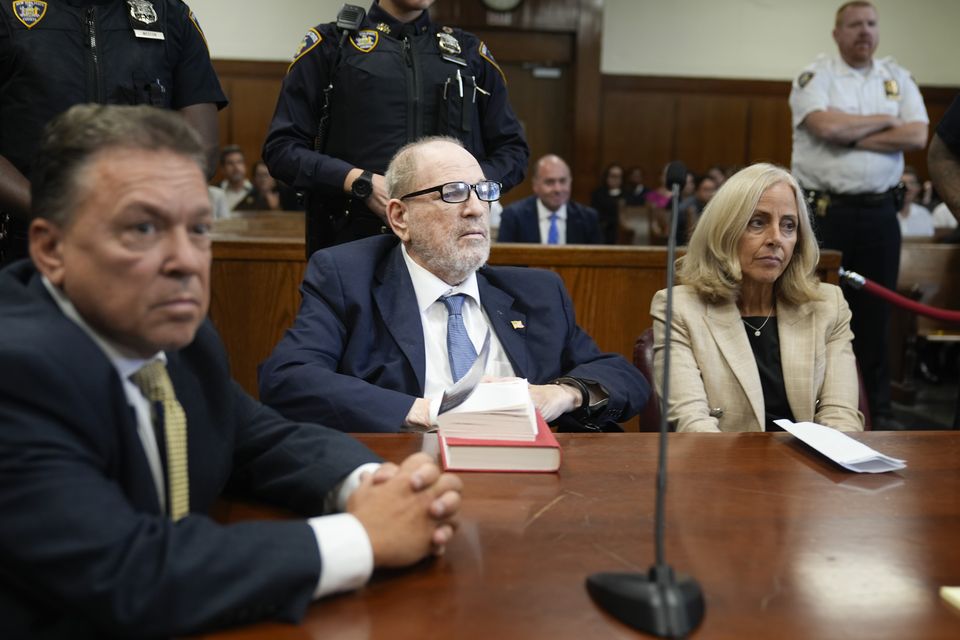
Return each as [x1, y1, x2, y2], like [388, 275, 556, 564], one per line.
[553, 376, 608, 421]
[350, 170, 373, 200]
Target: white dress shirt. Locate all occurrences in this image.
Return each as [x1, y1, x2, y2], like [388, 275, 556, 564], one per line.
[790, 55, 929, 193]
[400, 244, 517, 423]
[41, 277, 376, 599]
[537, 199, 568, 244]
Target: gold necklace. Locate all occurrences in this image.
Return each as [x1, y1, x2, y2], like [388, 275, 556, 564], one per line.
[742, 307, 774, 337]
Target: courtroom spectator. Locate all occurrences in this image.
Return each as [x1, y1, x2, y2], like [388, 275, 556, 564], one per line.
[0, 105, 463, 637]
[590, 163, 625, 244]
[498, 154, 603, 245]
[930, 202, 959, 231]
[676, 174, 719, 244]
[219, 145, 253, 211]
[651, 163, 864, 433]
[207, 185, 231, 220]
[897, 167, 935, 238]
[789, 1, 928, 429]
[235, 160, 303, 212]
[644, 164, 673, 210]
[625, 166, 649, 205]
[706, 165, 727, 187]
[259, 137, 648, 433]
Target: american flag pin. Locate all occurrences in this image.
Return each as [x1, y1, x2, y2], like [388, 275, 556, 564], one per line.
[511, 320, 525, 329]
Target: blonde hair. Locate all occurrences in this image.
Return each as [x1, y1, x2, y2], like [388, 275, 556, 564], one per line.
[676, 163, 821, 305]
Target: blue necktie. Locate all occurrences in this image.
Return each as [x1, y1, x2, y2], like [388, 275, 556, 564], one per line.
[547, 213, 559, 245]
[441, 294, 477, 382]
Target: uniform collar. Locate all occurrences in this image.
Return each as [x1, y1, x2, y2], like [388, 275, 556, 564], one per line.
[368, 1, 432, 37]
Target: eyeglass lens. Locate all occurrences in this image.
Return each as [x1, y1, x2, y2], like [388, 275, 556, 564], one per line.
[441, 181, 500, 203]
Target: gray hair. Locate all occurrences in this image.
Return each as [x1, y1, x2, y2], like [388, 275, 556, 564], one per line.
[385, 135, 464, 199]
[31, 104, 206, 225]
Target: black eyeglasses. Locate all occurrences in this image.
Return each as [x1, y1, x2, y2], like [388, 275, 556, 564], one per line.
[400, 180, 502, 203]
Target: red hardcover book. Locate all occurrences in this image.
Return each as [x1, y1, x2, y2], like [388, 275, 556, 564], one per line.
[438, 412, 561, 473]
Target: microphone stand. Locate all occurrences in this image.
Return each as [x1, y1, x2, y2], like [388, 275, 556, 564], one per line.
[586, 170, 705, 638]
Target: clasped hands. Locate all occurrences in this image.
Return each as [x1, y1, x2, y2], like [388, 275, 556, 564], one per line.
[348, 452, 463, 567]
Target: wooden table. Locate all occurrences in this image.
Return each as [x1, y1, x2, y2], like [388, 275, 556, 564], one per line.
[202, 432, 960, 639]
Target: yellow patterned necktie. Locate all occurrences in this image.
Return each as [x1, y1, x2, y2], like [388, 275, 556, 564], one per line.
[131, 360, 190, 521]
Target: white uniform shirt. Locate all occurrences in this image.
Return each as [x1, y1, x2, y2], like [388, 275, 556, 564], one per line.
[898, 203, 935, 238]
[931, 202, 959, 229]
[789, 54, 928, 194]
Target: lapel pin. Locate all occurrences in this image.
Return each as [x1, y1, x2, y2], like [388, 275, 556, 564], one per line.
[511, 320, 525, 329]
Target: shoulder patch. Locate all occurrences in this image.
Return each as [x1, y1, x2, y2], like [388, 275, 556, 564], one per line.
[288, 28, 323, 71]
[797, 71, 814, 88]
[187, 9, 209, 52]
[350, 29, 379, 53]
[478, 41, 506, 86]
[12, 1, 47, 29]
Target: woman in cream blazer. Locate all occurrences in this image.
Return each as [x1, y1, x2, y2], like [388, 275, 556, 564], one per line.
[651, 163, 863, 433]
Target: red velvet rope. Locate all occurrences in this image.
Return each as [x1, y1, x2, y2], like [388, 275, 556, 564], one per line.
[843, 272, 960, 324]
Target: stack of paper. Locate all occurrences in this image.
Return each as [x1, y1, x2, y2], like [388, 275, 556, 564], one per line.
[437, 379, 537, 441]
[774, 419, 907, 473]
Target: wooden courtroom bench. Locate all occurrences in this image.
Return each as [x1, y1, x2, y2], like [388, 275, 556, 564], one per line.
[210, 213, 841, 430]
[889, 241, 960, 403]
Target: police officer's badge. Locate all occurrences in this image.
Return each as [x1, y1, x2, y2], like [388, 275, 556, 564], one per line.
[884, 79, 901, 100]
[13, 1, 47, 29]
[437, 31, 461, 55]
[127, 0, 157, 25]
[797, 71, 814, 89]
[351, 30, 379, 53]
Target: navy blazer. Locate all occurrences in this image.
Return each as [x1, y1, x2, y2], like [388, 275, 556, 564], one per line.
[0, 261, 380, 638]
[259, 236, 649, 432]
[497, 196, 603, 244]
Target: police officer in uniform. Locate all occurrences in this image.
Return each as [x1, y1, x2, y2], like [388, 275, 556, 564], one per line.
[789, 1, 928, 428]
[0, 0, 227, 266]
[263, 0, 529, 255]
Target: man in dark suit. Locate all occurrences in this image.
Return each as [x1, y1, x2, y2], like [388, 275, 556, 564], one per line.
[0, 105, 462, 638]
[259, 137, 648, 433]
[497, 154, 603, 244]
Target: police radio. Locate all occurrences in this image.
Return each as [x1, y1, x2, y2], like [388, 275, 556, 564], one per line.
[314, 4, 366, 152]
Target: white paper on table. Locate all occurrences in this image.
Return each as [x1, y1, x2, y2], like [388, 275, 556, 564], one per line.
[774, 419, 907, 473]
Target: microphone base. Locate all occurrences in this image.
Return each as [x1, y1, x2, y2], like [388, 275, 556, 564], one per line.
[586, 564, 705, 638]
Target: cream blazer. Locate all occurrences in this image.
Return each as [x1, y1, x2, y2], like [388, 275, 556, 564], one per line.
[650, 283, 864, 433]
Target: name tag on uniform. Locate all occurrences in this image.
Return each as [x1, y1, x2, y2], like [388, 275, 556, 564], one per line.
[133, 29, 164, 40]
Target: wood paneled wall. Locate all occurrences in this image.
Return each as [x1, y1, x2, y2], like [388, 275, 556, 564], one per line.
[214, 53, 960, 200]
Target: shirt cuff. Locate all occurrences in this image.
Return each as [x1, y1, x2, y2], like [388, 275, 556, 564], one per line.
[331, 462, 381, 513]
[308, 513, 374, 599]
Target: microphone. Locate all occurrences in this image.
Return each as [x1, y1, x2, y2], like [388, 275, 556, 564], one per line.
[586, 160, 705, 638]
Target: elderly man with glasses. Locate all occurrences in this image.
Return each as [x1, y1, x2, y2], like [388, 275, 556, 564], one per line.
[259, 137, 648, 433]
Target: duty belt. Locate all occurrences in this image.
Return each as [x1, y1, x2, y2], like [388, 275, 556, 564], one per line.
[802, 186, 902, 217]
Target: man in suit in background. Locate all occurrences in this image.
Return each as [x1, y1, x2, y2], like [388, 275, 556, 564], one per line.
[0, 105, 462, 638]
[259, 137, 648, 434]
[497, 154, 603, 245]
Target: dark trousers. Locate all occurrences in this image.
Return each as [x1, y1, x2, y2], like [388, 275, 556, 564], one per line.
[305, 196, 389, 258]
[814, 198, 900, 417]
